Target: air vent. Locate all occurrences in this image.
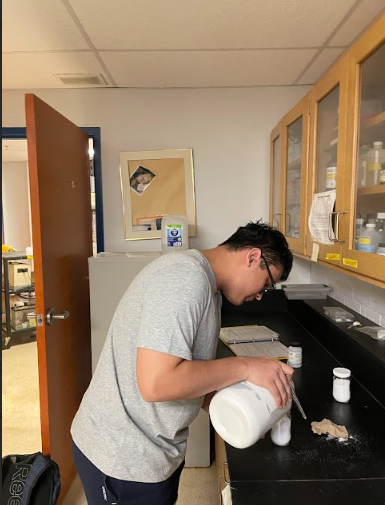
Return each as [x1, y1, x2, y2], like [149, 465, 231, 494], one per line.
[54, 73, 108, 87]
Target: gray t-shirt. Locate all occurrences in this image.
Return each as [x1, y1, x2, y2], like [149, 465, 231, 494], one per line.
[71, 250, 221, 482]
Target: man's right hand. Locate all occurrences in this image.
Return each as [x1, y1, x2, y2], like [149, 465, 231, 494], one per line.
[244, 357, 294, 408]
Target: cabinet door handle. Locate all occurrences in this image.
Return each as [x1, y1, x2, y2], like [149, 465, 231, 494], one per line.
[329, 211, 347, 243]
[286, 212, 291, 233]
[274, 213, 282, 228]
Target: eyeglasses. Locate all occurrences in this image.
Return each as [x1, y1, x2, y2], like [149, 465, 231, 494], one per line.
[260, 253, 276, 294]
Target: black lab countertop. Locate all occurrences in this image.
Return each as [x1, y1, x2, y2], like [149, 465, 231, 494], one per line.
[217, 291, 385, 505]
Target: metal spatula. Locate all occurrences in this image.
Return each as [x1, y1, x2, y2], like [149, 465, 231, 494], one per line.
[289, 381, 307, 420]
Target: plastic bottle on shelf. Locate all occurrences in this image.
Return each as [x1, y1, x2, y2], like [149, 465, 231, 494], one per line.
[357, 223, 382, 253]
[357, 145, 370, 188]
[161, 215, 189, 254]
[366, 142, 385, 186]
[375, 213, 385, 240]
[326, 165, 337, 189]
[355, 218, 365, 249]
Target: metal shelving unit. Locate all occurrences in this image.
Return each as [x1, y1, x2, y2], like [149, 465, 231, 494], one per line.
[2, 251, 36, 349]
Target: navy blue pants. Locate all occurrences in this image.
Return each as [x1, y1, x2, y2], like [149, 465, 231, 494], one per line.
[72, 441, 184, 505]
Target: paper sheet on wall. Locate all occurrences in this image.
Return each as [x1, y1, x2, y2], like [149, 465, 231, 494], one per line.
[308, 190, 336, 245]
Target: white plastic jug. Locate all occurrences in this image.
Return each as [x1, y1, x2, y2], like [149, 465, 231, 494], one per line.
[209, 381, 292, 449]
[161, 215, 189, 254]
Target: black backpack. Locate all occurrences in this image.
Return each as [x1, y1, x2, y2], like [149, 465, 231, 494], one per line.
[2, 452, 61, 505]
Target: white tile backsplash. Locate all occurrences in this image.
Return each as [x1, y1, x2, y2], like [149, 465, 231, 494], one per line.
[309, 262, 385, 326]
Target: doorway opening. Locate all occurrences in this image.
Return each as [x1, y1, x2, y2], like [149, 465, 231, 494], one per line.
[1, 127, 103, 458]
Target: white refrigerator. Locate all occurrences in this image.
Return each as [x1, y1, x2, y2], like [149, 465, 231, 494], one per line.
[88, 252, 211, 467]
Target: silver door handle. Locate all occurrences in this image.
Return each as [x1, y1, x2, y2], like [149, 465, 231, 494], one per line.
[274, 213, 282, 228]
[329, 211, 347, 243]
[286, 212, 291, 233]
[46, 308, 70, 326]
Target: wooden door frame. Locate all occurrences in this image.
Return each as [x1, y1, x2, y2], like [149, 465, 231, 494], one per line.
[2, 127, 104, 253]
[280, 93, 310, 255]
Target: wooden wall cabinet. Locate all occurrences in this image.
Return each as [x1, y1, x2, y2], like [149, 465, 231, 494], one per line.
[270, 14, 385, 288]
[270, 94, 310, 255]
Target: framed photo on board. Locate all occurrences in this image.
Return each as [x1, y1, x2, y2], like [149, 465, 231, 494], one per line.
[119, 149, 196, 240]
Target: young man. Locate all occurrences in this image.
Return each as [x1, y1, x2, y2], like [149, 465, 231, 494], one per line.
[71, 221, 294, 505]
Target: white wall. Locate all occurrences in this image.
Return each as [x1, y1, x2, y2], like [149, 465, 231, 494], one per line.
[310, 263, 385, 327]
[2, 87, 309, 251]
[285, 258, 385, 326]
[2, 161, 32, 250]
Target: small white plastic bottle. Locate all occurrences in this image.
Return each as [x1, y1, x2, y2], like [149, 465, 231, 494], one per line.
[357, 223, 382, 253]
[161, 214, 189, 254]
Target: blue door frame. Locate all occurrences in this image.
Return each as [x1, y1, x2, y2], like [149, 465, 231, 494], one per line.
[2, 127, 104, 252]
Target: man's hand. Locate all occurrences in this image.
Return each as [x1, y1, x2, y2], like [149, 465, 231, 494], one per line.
[244, 357, 293, 408]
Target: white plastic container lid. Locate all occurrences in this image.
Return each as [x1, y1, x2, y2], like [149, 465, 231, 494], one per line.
[377, 213, 385, 219]
[373, 141, 383, 148]
[355, 218, 364, 224]
[333, 367, 351, 378]
[366, 223, 376, 228]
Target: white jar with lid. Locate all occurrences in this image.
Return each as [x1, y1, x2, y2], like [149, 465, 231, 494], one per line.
[209, 382, 292, 449]
[326, 165, 337, 189]
[287, 342, 302, 368]
[333, 367, 351, 403]
[357, 223, 382, 253]
[271, 414, 291, 446]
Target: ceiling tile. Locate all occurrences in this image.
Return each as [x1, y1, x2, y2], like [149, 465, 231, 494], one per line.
[101, 49, 316, 88]
[2, 52, 111, 89]
[328, 0, 385, 47]
[69, 0, 356, 50]
[297, 48, 345, 85]
[2, 0, 89, 51]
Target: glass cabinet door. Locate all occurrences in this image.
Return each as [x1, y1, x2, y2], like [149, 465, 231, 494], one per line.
[270, 126, 283, 231]
[341, 18, 385, 283]
[285, 117, 303, 240]
[314, 87, 340, 196]
[307, 58, 349, 261]
[353, 42, 385, 256]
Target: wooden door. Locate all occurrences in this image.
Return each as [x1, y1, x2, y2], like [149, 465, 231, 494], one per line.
[306, 56, 350, 265]
[26, 94, 92, 503]
[341, 14, 385, 286]
[281, 93, 310, 256]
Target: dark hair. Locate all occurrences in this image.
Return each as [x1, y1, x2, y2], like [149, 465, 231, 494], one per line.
[219, 220, 293, 281]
